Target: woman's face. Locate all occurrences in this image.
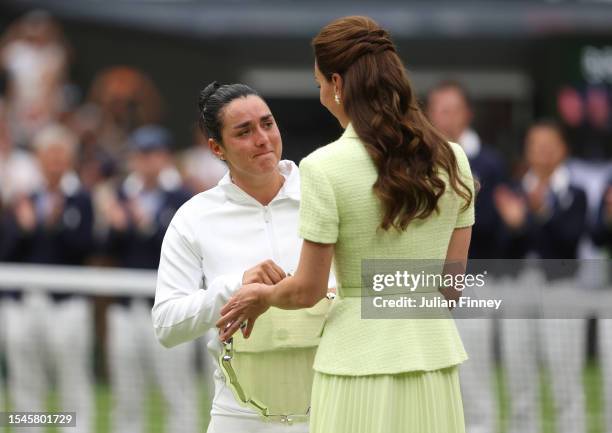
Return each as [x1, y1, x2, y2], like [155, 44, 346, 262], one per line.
[525, 126, 567, 176]
[211, 95, 282, 179]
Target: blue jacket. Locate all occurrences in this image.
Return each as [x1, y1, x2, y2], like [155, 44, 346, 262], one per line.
[501, 170, 587, 280]
[467, 146, 506, 259]
[105, 184, 192, 270]
[0, 189, 94, 265]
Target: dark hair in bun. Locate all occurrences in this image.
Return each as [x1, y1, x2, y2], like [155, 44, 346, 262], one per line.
[198, 82, 259, 142]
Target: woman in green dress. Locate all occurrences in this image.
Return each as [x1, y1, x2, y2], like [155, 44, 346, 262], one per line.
[218, 15, 475, 433]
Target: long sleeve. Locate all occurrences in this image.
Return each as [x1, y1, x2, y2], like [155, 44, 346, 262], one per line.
[152, 222, 241, 348]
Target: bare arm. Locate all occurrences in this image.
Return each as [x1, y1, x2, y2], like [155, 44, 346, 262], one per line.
[153, 219, 287, 347]
[439, 226, 472, 303]
[265, 240, 333, 308]
[217, 240, 334, 340]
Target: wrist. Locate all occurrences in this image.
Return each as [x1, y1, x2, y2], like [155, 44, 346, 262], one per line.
[258, 283, 275, 306]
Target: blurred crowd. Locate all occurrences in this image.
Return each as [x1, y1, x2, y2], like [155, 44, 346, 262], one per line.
[1, 9, 612, 433]
[0, 11, 224, 433]
[0, 11, 226, 262]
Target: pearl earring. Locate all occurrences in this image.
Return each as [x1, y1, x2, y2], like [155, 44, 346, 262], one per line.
[334, 93, 340, 105]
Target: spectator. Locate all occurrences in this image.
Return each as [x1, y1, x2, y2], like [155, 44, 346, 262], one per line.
[0, 11, 70, 145]
[590, 175, 612, 433]
[0, 97, 43, 208]
[179, 126, 227, 194]
[0, 123, 94, 433]
[495, 120, 588, 433]
[88, 66, 162, 171]
[427, 80, 505, 433]
[102, 125, 198, 433]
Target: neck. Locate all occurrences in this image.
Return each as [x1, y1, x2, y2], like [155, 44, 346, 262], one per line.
[142, 176, 158, 190]
[231, 169, 284, 206]
[452, 131, 465, 143]
[533, 166, 558, 183]
[339, 114, 350, 129]
[46, 177, 61, 192]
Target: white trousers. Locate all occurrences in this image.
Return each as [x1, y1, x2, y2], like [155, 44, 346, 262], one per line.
[106, 299, 199, 433]
[499, 273, 587, 433]
[598, 318, 612, 433]
[456, 318, 496, 433]
[3, 293, 94, 433]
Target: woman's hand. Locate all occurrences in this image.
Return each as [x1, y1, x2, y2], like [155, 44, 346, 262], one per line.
[216, 283, 271, 341]
[242, 260, 286, 285]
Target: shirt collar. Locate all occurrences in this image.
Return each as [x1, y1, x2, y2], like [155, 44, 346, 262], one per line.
[522, 164, 571, 197]
[218, 160, 300, 204]
[458, 129, 481, 159]
[39, 171, 80, 197]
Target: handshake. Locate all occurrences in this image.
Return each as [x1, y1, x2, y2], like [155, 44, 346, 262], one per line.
[241, 260, 336, 298]
[241, 260, 290, 285]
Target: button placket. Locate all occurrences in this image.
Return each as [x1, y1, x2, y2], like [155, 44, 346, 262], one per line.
[263, 206, 271, 223]
[262, 206, 280, 261]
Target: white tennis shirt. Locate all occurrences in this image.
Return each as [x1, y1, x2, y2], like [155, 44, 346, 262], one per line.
[153, 160, 318, 428]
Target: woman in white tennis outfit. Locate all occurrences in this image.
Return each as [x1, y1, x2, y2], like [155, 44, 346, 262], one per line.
[152, 82, 332, 433]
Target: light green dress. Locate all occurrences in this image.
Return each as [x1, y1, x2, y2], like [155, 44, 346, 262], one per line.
[299, 124, 475, 433]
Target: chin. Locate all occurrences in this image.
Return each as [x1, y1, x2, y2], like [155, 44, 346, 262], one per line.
[258, 157, 280, 172]
[261, 160, 279, 171]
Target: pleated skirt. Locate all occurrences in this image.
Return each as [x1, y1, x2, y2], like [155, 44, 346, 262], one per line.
[309, 366, 465, 433]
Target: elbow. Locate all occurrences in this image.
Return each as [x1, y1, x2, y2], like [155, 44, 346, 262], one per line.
[153, 326, 178, 349]
[151, 304, 177, 349]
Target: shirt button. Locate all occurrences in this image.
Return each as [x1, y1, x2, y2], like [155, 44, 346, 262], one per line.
[276, 328, 289, 340]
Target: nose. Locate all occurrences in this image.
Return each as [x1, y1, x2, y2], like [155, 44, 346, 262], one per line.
[253, 125, 270, 147]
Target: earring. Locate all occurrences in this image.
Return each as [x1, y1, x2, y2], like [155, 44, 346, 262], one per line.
[334, 93, 341, 105]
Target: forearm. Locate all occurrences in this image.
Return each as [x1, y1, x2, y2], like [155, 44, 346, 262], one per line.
[153, 290, 212, 348]
[441, 227, 472, 306]
[263, 274, 325, 310]
[153, 274, 241, 347]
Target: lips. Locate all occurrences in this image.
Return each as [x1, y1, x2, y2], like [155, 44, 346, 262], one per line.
[253, 151, 274, 158]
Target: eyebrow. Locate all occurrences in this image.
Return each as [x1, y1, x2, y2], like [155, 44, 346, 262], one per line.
[232, 114, 273, 129]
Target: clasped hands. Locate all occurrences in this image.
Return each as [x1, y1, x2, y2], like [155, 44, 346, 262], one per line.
[216, 260, 286, 342]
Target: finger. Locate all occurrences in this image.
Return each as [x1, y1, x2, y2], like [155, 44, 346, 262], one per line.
[267, 265, 286, 284]
[261, 261, 285, 283]
[269, 261, 287, 280]
[243, 317, 257, 338]
[220, 297, 237, 316]
[219, 316, 245, 341]
[261, 273, 274, 285]
[216, 306, 241, 329]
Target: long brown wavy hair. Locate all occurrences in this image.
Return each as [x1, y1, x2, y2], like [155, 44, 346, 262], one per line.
[313, 16, 473, 231]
